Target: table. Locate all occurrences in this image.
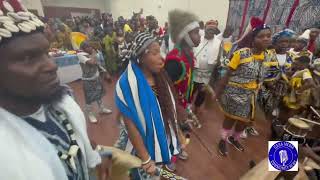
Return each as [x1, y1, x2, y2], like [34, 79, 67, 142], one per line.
[54, 54, 82, 84]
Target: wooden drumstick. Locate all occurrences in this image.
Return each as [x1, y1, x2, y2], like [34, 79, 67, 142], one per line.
[310, 106, 320, 119]
[299, 118, 320, 126]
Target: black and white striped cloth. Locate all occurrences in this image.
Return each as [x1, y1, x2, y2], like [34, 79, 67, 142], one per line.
[122, 32, 156, 63]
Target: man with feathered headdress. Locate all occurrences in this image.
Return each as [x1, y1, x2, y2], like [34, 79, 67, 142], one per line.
[163, 8, 201, 170]
[164, 8, 201, 116]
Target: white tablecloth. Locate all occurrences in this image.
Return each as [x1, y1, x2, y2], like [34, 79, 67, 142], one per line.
[57, 64, 82, 84]
[54, 55, 82, 84]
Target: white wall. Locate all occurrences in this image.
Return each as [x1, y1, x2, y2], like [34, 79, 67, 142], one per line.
[22, 0, 44, 17]
[106, 0, 229, 29]
[42, 0, 106, 13]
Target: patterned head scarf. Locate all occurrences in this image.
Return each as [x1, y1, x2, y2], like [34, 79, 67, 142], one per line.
[272, 29, 296, 44]
[122, 32, 156, 63]
[0, 0, 45, 45]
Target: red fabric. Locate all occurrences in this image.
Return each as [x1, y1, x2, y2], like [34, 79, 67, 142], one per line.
[158, 27, 164, 36]
[9, 0, 23, 12]
[250, 17, 264, 29]
[262, 0, 272, 23]
[165, 48, 195, 108]
[308, 39, 316, 53]
[285, 0, 300, 27]
[238, 0, 250, 38]
[171, 156, 177, 163]
[0, 0, 5, 10]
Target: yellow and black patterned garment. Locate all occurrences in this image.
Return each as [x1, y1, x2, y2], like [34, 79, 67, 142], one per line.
[219, 48, 270, 122]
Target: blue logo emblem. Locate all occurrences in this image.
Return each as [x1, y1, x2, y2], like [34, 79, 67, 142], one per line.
[268, 141, 298, 171]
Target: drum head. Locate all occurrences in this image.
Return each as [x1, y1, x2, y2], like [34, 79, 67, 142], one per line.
[288, 118, 310, 129]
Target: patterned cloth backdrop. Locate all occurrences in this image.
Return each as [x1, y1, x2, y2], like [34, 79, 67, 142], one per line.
[289, 0, 320, 32]
[226, 0, 320, 40]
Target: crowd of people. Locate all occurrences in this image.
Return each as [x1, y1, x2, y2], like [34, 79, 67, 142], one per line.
[44, 9, 169, 75]
[1, 0, 320, 179]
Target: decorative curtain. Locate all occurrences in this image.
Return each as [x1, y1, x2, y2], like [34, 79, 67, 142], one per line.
[226, 0, 320, 39]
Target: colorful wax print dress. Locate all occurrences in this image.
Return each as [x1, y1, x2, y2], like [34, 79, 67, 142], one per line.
[219, 48, 267, 122]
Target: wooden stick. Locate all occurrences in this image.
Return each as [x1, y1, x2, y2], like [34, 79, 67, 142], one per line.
[310, 106, 320, 119]
[299, 118, 320, 126]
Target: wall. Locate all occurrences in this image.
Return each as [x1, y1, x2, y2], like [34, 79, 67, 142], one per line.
[22, 0, 44, 17]
[106, 0, 229, 29]
[42, 0, 106, 13]
[43, 6, 100, 18]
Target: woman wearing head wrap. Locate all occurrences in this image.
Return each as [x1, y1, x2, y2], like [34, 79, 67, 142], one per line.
[213, 17, 273, 156]
[257, 29, 298, 140]
[258, 29, 296, 120]
[272, 29, 296, 71]
[77, 41, 112, 123]
[164, 9, 201, 128]
[115, 32, 188, 179]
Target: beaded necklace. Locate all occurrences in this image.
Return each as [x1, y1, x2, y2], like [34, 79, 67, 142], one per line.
[52, 108, 80, 171]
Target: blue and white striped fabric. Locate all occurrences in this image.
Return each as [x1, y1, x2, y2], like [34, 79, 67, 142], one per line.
[115, 61, 179, 164]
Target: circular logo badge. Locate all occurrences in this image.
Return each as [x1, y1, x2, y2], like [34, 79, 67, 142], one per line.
[269, 141, 298, 171]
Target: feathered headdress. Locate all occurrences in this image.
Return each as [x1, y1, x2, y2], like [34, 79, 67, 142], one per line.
[234, 17, 270, 46]
[168, 9, 199, 44]
[0, 0, 44, 44]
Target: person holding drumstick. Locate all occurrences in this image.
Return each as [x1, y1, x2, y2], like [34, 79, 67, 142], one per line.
[213, 17, 273, 156]
[115, 32, 188, 179]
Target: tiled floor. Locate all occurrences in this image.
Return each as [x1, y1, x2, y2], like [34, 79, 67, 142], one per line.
[69, 79, 271, 180]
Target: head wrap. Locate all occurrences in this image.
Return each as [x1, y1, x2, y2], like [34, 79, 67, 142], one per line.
[296, 36, 309, 45]
[272, 29, 296, 44]
[205, 20, 218, 30]
[168, 9, 199, 47]
[122, 32, 156, 63]
[299, 29, 311, 40]
[0, 0, 45, 44]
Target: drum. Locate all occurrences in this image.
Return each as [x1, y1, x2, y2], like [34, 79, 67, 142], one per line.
[304, 107, 320, 139]
[282, 118, 310, 144]
[96, 146, 188, 180]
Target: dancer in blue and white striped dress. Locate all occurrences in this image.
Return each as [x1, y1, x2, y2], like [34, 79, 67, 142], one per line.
[115, 32, 187, 180]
